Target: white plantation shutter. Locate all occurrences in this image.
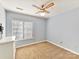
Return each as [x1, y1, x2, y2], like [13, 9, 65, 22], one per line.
[24, 22, 33, 39]
[12, 20, 23, 40]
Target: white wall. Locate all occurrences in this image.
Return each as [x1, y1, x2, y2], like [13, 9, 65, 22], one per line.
[0, 4, 6, 38]
[47, 7, 79, 52]
[6, 10, 47, 47]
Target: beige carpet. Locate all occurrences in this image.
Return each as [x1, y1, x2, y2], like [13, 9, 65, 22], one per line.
[16, 41, 79, 59]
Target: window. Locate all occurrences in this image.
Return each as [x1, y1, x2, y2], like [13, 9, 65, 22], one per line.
[24, 22, 33, 39]
[12, 20, 32, 40]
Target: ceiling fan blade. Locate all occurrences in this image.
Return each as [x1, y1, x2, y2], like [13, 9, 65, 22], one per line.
[32, 5, 42, 10]
[35, 10, 49, 13]
[35, 10, 50, 14]
[43, 10, 50, 13]
[41, 1, 51, 8]
[35, 11, 42, 14]
[41, 0, 54, 8]
[44, 2, 54, 9]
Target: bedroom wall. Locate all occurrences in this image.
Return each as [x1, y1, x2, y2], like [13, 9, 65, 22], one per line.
[47, 7, 79, 53]
[6, 10, 47, 47]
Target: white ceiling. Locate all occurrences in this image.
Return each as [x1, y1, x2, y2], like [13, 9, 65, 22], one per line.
[0, 0, 79, 18]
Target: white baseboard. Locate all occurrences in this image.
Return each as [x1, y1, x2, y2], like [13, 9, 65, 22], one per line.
[47, 40, 79, 55]
[16, 40, 46, 48]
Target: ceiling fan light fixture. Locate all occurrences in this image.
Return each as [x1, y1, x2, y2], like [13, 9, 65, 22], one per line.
[40, 12, 46, 16]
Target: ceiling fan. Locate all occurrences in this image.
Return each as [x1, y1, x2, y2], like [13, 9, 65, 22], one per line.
[32, 2, 55, 14]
